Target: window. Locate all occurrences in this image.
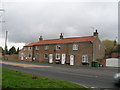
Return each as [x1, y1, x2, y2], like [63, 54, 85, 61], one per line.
[35, 46, 39, 50]
[73, 44, 78, 50]
[82, 55, 88, 63]
[45, 46, 49, 50]
[56, 45, 61, 50]
[24, 47, 26, 51]
[56, 54, 60, 60]
[28, 54, 32, 59]
[44, 54, 48, 59]
[21, 53, 24, 56]
[35, 53, 39, 60]
[28, 47, 32, 51]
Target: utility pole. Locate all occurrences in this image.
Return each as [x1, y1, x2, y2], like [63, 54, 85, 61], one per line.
[4, 31, 8, 60]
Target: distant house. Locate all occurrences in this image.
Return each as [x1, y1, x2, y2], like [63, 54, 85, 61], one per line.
[0, 47, 3, 59]
[105, 46, 120, 59]
[111, 50, 120, 58]
[19, 30, 105, 66]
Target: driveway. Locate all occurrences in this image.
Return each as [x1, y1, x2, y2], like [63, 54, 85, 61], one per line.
[1, 60, 120, 88]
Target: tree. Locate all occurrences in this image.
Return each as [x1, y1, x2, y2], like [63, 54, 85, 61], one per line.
[102, 40, 118, 53]
[9, 46, 16, 55]
[16, 47, 19, 54]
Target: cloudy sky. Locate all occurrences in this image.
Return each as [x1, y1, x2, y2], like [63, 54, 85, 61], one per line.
[0, 0, 119, 49]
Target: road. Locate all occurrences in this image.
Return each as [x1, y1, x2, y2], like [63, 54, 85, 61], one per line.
[1, 60, 120, 88]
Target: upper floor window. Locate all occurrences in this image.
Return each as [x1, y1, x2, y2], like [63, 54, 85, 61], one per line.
[45, 46, 49, 50]
[56, 45, 61, 50]
[35, 46, 39, 50]
[73, 44, 78, 50]
[28, 47, 32, 51]
[44, 54, 49, 59]
[23, 47, 26, 51]
[82, 55, 88, 63]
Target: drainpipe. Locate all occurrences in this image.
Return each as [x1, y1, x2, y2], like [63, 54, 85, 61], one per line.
[92, 42, 94, 62]
[32, 46, 34, 61]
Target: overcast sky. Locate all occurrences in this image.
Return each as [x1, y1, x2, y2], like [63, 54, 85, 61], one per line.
[0, 0, 119, 49]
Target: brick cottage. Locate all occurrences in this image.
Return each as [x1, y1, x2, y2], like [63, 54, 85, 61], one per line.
[19, 30, 105, 66]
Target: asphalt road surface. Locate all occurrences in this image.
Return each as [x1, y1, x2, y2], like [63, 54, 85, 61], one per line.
[1, 60, 120, 88]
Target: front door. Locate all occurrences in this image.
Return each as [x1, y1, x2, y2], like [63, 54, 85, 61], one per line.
[49, 54, 53, 63]
[21, 56, 23, 60]
[61, 54, 66, 64]
[70, 55, 74, 65]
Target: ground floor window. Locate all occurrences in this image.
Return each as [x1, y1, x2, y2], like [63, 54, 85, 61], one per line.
[28, 54, 32, 59]
[56, 54, 60, 60]
[82, 55, 88, 63]
[44, 54, 48, 59]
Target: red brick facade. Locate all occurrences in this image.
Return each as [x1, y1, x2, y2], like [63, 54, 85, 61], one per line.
[19, 31, 105, 66]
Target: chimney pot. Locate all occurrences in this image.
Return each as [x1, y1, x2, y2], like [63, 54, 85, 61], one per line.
[60, 33, 64, 39]
[93, 29, 98, 36]
[39, 35, 43, 41]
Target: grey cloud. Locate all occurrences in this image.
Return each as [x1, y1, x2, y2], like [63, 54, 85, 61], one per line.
[1, 2, 118, 43]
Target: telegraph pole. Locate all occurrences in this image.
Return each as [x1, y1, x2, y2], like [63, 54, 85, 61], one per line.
[4, 31, 8, 60]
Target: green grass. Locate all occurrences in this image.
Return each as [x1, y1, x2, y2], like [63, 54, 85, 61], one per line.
[2, 68, 87, 88]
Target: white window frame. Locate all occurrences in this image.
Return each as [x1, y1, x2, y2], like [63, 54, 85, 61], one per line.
[44, 46, 49, 50]
[35, 46, 39, 50]
[44, 53, 49, 59]
[24, 47, 26, 51]
[82, 55, 88, 63]
[56, 45, 61, 50]
[73, 44, 78, 50]
[28, 47, 32, 51]
[56, 53, 61, 60]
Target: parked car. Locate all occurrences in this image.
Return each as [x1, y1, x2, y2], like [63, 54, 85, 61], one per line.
[113, 73, 120, 84]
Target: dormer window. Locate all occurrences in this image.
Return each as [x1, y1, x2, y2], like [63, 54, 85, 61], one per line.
[73, 44, 78, 50]
[56, 45, 61, 50]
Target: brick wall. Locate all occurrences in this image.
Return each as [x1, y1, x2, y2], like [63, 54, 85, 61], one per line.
[19, 36, 105, 66]
[32, 42, 93, 66]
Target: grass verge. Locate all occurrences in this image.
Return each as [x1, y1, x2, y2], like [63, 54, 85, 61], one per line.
[2, 68, 87, 88]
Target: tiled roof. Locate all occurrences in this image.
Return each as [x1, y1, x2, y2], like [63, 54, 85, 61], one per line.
[24, 36, 94, 47]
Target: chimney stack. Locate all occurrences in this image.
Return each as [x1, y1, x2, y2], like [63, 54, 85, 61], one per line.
[60, 33, 64, 39]
[39, 35, 43, 41]
[93, 29, 98, 37]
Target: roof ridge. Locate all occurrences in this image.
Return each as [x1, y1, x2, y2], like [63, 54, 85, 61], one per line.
[24, 35, 94, 47]
[40, 35, 93, 41]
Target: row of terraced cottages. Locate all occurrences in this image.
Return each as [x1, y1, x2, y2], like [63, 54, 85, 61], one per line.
[19, 30, 105, 66]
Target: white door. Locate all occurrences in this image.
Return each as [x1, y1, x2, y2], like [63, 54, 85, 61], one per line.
[70, 55, 74, 65]
[49, 54, 53, 63]
[61, 54, 66, 64]
[21, 56, 23, 60]
[21, 53, 24, 60]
